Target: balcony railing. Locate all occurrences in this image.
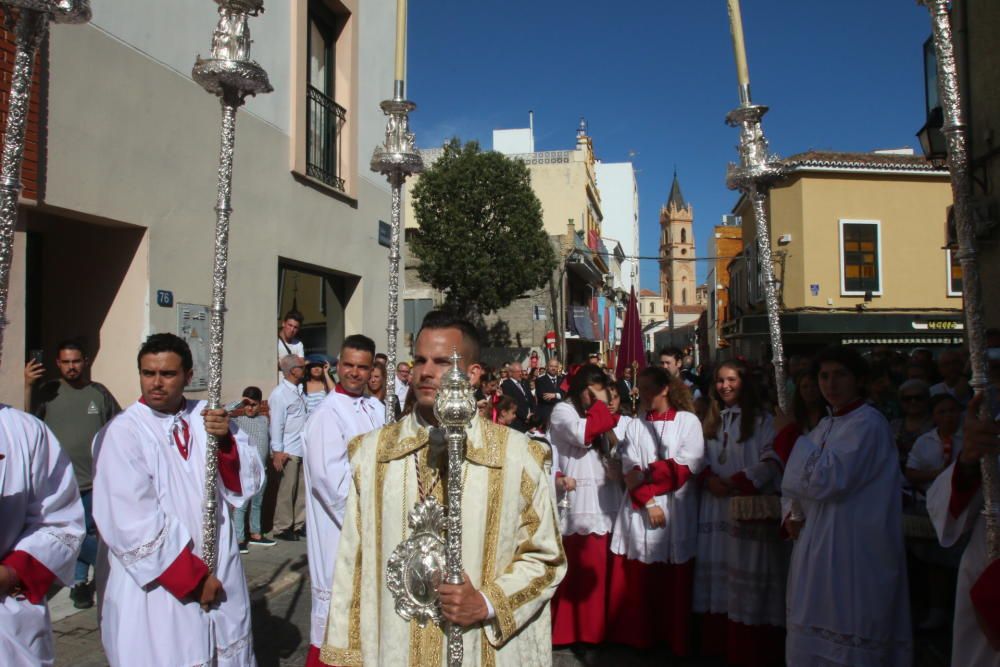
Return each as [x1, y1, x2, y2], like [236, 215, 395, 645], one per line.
[306, 84, 347, 191]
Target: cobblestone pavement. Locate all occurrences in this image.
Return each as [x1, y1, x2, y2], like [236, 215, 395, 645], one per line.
[53, 539, 309, 667]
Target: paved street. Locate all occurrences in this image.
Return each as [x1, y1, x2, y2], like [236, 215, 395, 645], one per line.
[49, 536, 948, 667]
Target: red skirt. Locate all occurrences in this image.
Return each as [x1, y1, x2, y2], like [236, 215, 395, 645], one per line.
[306, 644, 333, 667]
[606, 554, 694, 655]
[698, 613, 785, 667]
[551, 533, 611, 645]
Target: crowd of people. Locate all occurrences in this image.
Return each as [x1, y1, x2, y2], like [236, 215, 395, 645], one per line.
[5, 310, 1000, 666]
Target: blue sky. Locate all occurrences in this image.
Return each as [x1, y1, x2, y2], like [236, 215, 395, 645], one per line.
[406, 2, 934, 291]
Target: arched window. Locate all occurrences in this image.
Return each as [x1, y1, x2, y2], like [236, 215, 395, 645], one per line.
[649, 302, 654, 314]
[682, 288, 688, 304]
[681, 228, 687, 244]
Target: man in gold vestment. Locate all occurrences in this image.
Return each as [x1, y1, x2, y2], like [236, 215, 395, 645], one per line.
[321, 312, 565, 666]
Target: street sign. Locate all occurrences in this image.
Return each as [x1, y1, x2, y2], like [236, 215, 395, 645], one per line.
[156, 290, 174, 307]
[378, 220, 391, 248]
[177, 303, 209, 391]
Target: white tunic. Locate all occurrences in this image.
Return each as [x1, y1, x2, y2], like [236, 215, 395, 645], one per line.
[610, 411, 704, 564]
[302, 390, 385, 648]
[693, 407, 780, 621]
[0, 406, 85, 667]
[782, 403, 911, 667]
[927, 457, 1000, 667]
[548, 401, 619, 536]
[93, 400, 265, 667]
[907, 429, 963, 492]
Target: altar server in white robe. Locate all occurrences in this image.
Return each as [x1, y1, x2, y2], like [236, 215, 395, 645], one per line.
[549, 364, 620, 646]
[608, 366, 704, 656]
[302, 334, 384, 667]
[1, 405, 85, 667]
[694, 360, 785, 667]
[780, 346, 911, 667]
[93, 334, 265, 667]
[927, 393, 1000, 667]
[321, 312, 565, 666]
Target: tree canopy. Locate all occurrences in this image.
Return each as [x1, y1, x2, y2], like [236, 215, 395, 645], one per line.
[410, 139, 557, 318]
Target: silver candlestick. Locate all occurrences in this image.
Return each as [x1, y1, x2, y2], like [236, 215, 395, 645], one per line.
[372, 78, 423, 423]
[191, 0, 271, 572]
[0, 0, 89, 362]
[724, 0, 789, 414]
[433, 349, 476, 667]
[919, 0, 999, 560]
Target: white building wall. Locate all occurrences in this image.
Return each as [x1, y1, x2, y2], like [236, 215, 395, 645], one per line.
[595, 161, 638, 294]
[1, 1, 398, 405]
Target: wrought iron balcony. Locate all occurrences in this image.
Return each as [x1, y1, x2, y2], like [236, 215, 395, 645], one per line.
[306, 84, 346, 191]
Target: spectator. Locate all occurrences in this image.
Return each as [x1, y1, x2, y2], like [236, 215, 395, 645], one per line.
[232, 386, 275, 552]
[367, 362, 387, 404]
[24, 339, 120, 609]
[930, 348, 973, 407]
[869, 362, 902, 422]
[661, 346, 702, 399]
[890, 379, 934, 473]
[501, 361, 535, 432]
[303, 356, 333, 414]
[535, 357, 565, 427]
[615, 365, 638, 416]
[393, 361, 411, 413]
[277, 310, 305, 379]
[475, 371, 501, 422]
[269, 354, 308, 541]
[792, 371, 825, 434]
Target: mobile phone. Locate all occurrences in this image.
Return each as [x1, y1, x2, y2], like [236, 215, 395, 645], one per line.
[29, 349, 43, 365]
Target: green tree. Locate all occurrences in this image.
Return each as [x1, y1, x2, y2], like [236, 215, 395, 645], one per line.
[410, 139, 556, 318]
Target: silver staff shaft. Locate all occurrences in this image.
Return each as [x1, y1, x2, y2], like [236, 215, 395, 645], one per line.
[372, 79, 424, 423]
[200, 97, 239, 572]
[444, 424, 465, 664]
[0, 9, 46, 362]
[434, 349, 476, 667]
[192, 0, 271, 572]
[920, 0, 999, 559]
[385, 177, 403, 422]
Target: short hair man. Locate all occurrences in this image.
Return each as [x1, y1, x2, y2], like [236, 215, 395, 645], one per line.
[301, 334, 386, 665]
[500, 360, 535, 432]
[232, 386, 273, 551]
[534, 357, 564, 428]
[394, 361, 411, 412]
[93, 333, 265, 666]
[659, 347, 684, 376]
[24, 339, 121, 608]
[269, 353, 308, 541]
[320, 311, 565, 665]
[277, 310, 305, 380]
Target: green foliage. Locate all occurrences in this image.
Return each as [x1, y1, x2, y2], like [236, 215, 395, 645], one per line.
[410, 139, 556, 318]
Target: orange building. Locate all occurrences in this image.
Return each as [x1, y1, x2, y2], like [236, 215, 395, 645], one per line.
[706, 219, 743, 355]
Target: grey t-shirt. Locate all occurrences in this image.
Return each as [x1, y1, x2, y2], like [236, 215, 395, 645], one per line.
[34, 380, 121, 491]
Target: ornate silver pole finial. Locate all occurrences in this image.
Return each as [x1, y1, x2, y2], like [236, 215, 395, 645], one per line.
[723, 0, 788, 414]
[372, 32, 424, 423]
[0, 0, 89, 362]
[432, 348, 476, 667]
[191, 0, 271, 573]
[919, 0, 999, 559]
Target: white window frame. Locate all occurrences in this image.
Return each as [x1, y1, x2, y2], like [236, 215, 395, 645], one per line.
[946, 248, 962, 297]
[838, 219, 883, 297]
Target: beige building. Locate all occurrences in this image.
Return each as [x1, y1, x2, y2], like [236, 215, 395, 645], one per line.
[724, 150, 960, 358]
[1, 0, 398, 405]
[402, 121, 616, 365]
